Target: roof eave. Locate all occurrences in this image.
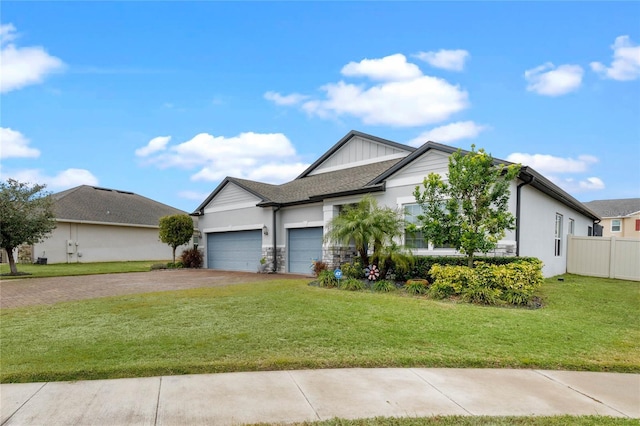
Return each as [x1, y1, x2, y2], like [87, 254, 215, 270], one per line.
[519, 167, 601, 221]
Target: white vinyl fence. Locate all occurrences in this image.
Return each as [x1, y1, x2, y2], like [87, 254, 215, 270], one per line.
[567, 235, 640, 281]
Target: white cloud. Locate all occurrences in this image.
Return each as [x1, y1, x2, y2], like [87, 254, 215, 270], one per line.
[414, 49, 470, 71]
[302, 77, 468, 127]
[506, 152, 604, 194]
[266, 53, 469, 127]
[264, 91, 309, 106]
[591, 35, 640, 81]
[178, 190, 212, 201]
[524, 63, 584, 96]
[0, 23, 65, 93]
[341, 54, 422, 81]
[8, 168, 99, 189]
[140, 131, 309, 184]
[0, 127, 40, 159]
[506, 152, 598, 174]
[135, 136, 171, 157]
[408, 121, 488, 146]
[546, 176, 605, 194]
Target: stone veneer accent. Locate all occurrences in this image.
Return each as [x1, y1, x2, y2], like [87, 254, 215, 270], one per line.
[263, 246, 286, 273]
[323, 246, 358, 270]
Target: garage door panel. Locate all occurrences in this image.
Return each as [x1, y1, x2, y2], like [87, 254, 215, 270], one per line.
[207, 230, 262, 272]
[288, 227, 323, 274]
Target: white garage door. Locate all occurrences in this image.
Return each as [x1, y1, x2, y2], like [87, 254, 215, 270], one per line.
[207, 230, 262, 272]
[288, 227, 323, 274]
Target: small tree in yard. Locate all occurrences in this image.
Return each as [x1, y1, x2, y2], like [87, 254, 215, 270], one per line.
[0, 179, 56, 274]
[324, 194, 406, 269]
[159, 214, 194, 263]
[413, 145, 520, 268]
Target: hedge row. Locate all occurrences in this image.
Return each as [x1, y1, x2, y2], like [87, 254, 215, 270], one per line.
[393, 256, 540, 282]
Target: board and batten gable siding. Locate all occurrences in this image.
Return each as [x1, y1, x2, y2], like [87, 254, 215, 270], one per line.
[309, 136, 409, 175]
[518, 184, 594, 277]
[384, 149, 450, 189]
[203, 182, 262, 213]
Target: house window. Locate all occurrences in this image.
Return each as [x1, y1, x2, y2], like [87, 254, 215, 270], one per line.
[611, 219, 621, 233]
[588, 226, 593, 236]
[568, 219, 575, 235]
[554, 213, 563, 256]
[403, 203, 453, 249]
[404, 204, 428, 249]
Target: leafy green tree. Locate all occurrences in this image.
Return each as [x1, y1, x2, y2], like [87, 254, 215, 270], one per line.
[413, 145, 520, 268]
[0, 179, 56, 274]
[324, 194, 405, 267]
[158, 214, 194, 263]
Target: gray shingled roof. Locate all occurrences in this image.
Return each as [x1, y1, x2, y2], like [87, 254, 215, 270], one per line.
[53, 185, 187, 226]
[583, 198, 640, 218]
[193, 130, 600, 222]
[225, 159, 401, 207]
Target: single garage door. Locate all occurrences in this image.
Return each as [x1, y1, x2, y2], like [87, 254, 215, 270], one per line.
[288, 227, 323, 274]
[207, 230, 262, 272]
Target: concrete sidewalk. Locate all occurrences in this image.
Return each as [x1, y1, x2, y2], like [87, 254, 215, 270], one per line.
[1, 368, 638, 425]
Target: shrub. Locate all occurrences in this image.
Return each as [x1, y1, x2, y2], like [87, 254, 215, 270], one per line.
[341, 261, 364, 279]
[167, 261, 184, 269]
[404, 279, 429, 295]
[181, 248, 203, 269]
[317, 270, 338, 288]
[460, 280, 502, 305]
[373, 279, 396, 292]
[340, 277, 365, 291]
[494, 259, 544, 306]
[150, 263, 167, 270]
[427, 259, 544, 306]
[312, 260, 328, 276]
[394, 256, 540, 282]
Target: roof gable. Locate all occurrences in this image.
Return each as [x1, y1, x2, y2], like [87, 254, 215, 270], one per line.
[53, 185, 187, 226]
[297, 130, 413, 178]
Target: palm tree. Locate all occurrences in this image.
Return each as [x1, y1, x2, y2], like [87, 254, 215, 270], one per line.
[324, 195, 405, 267]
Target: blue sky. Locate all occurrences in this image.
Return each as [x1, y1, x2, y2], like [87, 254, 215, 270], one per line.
[1, 2, 639, 213]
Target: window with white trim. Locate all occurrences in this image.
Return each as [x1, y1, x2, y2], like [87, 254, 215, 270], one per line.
[404, 204, 428, 249]
[403, 203, 454, 249]
[611, 219, 621, 232]
[554, 213, 563, 256]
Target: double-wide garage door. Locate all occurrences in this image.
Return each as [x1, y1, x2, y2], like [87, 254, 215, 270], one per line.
[207, 230, 262, 272]
[288, 227, 323, 274]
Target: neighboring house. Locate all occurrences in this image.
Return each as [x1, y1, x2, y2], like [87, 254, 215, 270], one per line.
[32, 185, 196, 264]
[193, 131, 600, 277]
[583, 198, 640, 239]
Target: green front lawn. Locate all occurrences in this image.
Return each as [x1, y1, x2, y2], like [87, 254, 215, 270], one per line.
[1, 274, 638, 383]
[273, 416, 637, 426]
[0, 260, 167, 278]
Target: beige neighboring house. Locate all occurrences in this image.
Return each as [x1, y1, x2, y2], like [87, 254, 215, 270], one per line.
[29, 185, 196, 264]
[583, 198, 640, 239]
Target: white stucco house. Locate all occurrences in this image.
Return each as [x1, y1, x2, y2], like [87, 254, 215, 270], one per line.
[33, 185, 195, 264]
[192, 131, 600, 277]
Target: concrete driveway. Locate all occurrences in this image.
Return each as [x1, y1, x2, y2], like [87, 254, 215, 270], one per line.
[0, 270, 310, 309]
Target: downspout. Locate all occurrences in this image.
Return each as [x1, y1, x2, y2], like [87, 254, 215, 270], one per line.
[516, 174, 535, 257]
[272, 205, 281, 273]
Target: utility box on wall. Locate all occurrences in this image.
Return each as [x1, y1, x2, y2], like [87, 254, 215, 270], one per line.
[66, 240, 76, 254]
